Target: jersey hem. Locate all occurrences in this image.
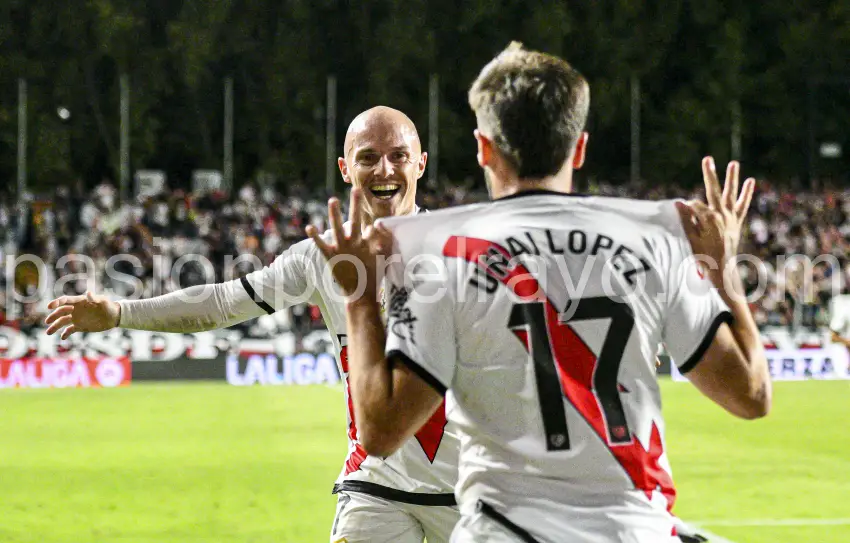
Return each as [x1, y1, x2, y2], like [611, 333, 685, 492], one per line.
[332, 481, 456, 506]
[388, 349, 448, 396]
[679, 310, 733, 374]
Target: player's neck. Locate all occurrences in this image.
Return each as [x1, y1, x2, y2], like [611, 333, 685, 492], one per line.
[491, 172, 573, 200]
[365, 203, 416, 226]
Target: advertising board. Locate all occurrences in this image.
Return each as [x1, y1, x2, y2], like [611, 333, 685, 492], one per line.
[0, 356, 132, 389]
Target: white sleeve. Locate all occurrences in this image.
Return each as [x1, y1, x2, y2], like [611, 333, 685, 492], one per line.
[384, 246, 457, 395]
[240, 237, 320, 314]
[661, 233, 732, 374]
[119, 238, 321, 332]
[118, 280, 265, 332]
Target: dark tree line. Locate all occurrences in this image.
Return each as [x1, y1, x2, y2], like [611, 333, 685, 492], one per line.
[1, 0, 849, 193]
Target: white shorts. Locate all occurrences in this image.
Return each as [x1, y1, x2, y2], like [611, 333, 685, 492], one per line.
[450, 500, 680, 543]
[330, 491, 459, 543]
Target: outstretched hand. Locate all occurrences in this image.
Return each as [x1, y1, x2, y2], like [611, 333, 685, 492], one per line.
[44, 291, 121, 339]
[676, 157, 755, 276]
[306, 188, 393, 301]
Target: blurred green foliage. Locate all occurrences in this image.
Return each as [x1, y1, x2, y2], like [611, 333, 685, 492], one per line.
[1, 0, 849, 191]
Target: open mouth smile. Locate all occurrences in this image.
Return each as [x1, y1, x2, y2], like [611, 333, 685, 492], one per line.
[369, 184, 401, 200]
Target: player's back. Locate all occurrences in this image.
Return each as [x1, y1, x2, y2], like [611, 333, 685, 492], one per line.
[383, 191, 730, 542]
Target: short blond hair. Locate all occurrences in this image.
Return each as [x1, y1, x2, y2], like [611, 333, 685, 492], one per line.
[468, 42, 590, 178]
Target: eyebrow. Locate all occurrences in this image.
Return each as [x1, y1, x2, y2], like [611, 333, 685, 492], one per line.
[354, 145, 411, 155]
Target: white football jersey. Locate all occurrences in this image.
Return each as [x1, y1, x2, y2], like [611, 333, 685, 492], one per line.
[380, 191, 731, 539]
[242, 221, 459, 505]
[830, 294, 850, 339]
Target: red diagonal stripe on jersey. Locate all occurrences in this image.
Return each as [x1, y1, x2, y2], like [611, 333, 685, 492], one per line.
[344, 382, 367, 474]
[340, 344, 350, 373]
[443, 235, 544, 301]
[547, 300, 676, 509]
[342, 340, 447, 465]
[340, 343, 367, 475]
[415, 404, 448, 462]
[443, 235, 676, 510]
[345, 442, 368, 475]
[512, 330, 529, 349]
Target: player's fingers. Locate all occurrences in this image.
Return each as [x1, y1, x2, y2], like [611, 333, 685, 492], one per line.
[44, 305, 74, 325]
[349, 188, 363, 241]
[306, 225, 335, 260]
[722, 161, 739, 210]
[46, 315, 74, 336]
[60, 325, 77, 341]
[736, 177, 756, 219]
[47, 294, 85, 310]
[701, 156, 722, 210]
[328, 197, 346, 247]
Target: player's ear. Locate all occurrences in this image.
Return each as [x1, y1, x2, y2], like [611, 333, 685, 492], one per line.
[338, 157, 352, 184]
[572, 132, 589, 170]
[417, 151, 428, 180]
[474, 129, 493, 168]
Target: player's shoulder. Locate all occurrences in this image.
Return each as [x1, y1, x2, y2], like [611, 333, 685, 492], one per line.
[380, 203, 489, 229]
[378, 203, 490, 253]
[488, 191, 686, 241]
[575, 195, 683, 234]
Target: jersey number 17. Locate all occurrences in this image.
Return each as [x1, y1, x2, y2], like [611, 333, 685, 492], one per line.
[509, 296, 634, 451]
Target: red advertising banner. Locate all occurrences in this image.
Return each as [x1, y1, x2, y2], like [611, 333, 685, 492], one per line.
[0, 357, 132, 389]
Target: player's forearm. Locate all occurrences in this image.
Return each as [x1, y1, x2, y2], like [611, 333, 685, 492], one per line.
[713, 265, 771, 407]
[118, 280, 264, 333]
[345, 297, 404, 456]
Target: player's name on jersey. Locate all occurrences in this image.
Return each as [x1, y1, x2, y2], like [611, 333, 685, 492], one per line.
[467, 228, 652, 293]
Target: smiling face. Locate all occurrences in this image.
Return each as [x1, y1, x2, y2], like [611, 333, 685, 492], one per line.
[338, 107, 427, 222]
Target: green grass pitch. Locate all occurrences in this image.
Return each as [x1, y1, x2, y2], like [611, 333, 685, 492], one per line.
[0, 380, 847, 542]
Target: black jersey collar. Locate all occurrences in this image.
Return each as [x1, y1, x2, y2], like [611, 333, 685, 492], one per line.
[493, 189, 589, 202]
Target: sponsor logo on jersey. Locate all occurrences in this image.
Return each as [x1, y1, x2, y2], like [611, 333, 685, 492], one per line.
[388, 284, 417, 344]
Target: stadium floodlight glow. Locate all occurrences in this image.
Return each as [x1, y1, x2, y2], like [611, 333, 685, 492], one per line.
[819, 142, 842, 158]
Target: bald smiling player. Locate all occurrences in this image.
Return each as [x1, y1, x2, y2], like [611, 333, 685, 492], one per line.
[44, 106, 463, 543]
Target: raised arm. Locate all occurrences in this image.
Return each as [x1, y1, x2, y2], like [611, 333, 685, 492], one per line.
[672, 158, 771, 420]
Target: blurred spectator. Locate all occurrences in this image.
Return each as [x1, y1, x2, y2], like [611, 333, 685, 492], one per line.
[2, 177, 848, 337]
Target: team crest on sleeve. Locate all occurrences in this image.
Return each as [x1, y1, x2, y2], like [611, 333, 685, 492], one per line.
[388, 284, 417, 344]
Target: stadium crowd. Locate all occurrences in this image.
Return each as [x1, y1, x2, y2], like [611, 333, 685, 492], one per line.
[1, 177, 848, 335]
